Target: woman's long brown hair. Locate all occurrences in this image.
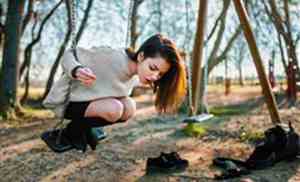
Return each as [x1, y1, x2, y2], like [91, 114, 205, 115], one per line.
[126, 34, 187, 113]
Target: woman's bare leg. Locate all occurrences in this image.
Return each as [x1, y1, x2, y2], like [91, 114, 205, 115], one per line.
[119, 97, 136, 121]
[84, 98, 124, 123]
[64, 97, 136, 151]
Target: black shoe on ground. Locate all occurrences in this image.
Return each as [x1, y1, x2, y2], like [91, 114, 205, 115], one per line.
[162, 152, 189, 167]
[146, 152, 189, 174]
[41, 129, 74, 153]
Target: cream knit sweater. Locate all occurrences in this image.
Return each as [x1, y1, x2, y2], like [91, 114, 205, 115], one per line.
[43, 46, 139, 117]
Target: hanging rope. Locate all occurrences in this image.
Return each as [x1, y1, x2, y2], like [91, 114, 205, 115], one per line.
[184, 0, 194, 116]
[53, 0, 79, 143]
[125, 0, 134, 47]
[70, 0, 78, 51]
[202, 41, 209, 113]
[187, 58, 194, 115]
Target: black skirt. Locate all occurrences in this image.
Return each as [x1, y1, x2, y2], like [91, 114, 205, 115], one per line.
[64, 101, 91, 120]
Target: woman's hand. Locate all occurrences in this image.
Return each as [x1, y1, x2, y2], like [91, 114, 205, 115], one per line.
[75, 67, 96, 87]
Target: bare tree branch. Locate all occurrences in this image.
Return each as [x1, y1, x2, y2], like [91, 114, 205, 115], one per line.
[208, 25, 242, 73]
[207, 0, 231, 65]
[205, 0, 230, 44]
[19, 0, 64, 79]
[21, 0, 34, 37]
[277, 32, 287, 74]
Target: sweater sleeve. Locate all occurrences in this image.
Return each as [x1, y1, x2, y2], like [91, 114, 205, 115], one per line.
[61, 48, 84, 78]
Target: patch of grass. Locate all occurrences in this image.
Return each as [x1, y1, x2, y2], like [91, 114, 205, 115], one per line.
[21, 105, 54, 119]
[240, 130, 265, 143]
[183, 123, 207, 137]
[209, 96, 264, 117]
[209, 105, 248, 116]
[1, 105, 53, 126]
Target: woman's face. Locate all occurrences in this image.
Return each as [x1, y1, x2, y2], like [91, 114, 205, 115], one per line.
[137, 53, 171, 85]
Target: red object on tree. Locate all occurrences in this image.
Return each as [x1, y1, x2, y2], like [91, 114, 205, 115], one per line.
[286, 61, 297, 101]
[268, 59, 276, 88]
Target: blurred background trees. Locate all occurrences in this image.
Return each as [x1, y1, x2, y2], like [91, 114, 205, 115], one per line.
[0, 0, 299, 119]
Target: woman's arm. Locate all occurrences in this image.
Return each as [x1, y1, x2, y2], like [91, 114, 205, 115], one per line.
[74, 67, 96, 87]
[61, 48, 84, 78]
[61, 48, 96, 86]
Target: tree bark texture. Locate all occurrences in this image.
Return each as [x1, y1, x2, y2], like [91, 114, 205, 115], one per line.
[0, 0, 25, 114]
[233, 0, 281, 124]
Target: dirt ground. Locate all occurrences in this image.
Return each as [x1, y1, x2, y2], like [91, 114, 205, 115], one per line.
[1, 85, 300, 182]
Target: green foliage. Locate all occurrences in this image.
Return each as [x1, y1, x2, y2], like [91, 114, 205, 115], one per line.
[240, 130, 264, 142]
[0, 107, 17, 120]
[289, 0, 299, 5]
[21, 105, 53, 119]
[0, 111, 8, 120]
[183, 123, 207, 137]
[210, 106, 243, 116]
[209, 104, 250, 116]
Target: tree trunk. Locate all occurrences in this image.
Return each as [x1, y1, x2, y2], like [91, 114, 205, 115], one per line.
[0, 3, 5, 47]
[265, 0, 298, 104]
[21, 62, 30, 104]
[238, 61, 244, 86]
[283, 0, 298, 104]
[196, 0, 232, 113]
[237, 39, 245, 86]
[286, 60, 297, 104]
[277, 33, 287, 74]
[190, 0, 208, 115]
[233, 0, 281, 124]
[203, 0, 230, 99]
[268, 50, 276, 88]
[195, 27, 242, 112]
[0, 0, 25, 117]
[224, 58, 230, 95]
[195, 25, 242, 111]
[195, 25, 242, 115]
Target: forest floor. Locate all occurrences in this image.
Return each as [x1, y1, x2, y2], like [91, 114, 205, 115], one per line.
[1, 85, 300, 182]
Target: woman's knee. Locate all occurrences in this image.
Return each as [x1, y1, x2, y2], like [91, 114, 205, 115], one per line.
[105, 99, 124, 122]
[85, 98, 124, 122]
[119, 97, 136, 121]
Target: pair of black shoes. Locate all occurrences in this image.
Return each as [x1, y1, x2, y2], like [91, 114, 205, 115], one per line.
[41, 127, 107, 153]
[146, 152, 189, 174]
[213, 157, 250, 180]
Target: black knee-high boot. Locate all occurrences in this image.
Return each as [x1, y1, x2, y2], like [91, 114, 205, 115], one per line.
[82, 117, 127, 150]
[64, 118, 89, 152]
[82, 117, 113, 150]
[64, 117, 127, 151]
